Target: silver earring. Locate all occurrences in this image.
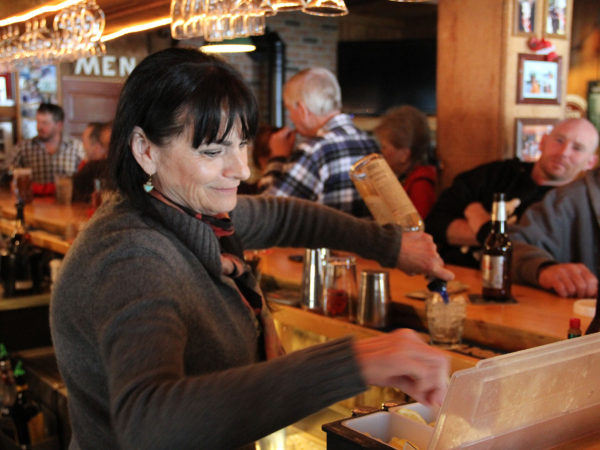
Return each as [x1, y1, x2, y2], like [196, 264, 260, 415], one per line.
[143, 175, 154, 193]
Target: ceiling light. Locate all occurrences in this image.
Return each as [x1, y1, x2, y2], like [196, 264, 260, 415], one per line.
[200, 37, 256, 53]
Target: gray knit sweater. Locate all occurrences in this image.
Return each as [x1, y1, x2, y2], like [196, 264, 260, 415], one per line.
[50, 194, 404, 449]
[510, 168, 600, 286]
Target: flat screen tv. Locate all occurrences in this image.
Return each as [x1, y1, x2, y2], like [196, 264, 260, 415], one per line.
[337, 39, 437, 116]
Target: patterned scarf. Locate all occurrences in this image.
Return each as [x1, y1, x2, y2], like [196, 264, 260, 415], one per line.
[149, 190, 284, 360]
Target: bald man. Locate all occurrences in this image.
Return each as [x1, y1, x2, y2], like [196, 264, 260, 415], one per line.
[509, 120, 600, 298]
[426, 118, 599, 268]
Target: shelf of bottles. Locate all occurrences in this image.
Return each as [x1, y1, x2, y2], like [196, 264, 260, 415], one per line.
[0, 344, 51, 449]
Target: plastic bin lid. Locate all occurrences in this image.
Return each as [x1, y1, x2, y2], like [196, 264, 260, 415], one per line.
[429, 332, 600, 449]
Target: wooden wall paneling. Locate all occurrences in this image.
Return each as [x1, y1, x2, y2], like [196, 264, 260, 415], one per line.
[61, 77, 122, 140]
[436, 0, 505, 190]
[568, 0, 600, 101]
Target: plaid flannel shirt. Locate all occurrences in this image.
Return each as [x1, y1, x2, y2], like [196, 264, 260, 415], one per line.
[12, 135, 86, 184]
[260, 114, 378, 217]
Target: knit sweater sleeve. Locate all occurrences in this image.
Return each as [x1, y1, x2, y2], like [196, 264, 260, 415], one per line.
[103, 280, 364, 449]
[510, 179, 588, 286]
[233, 195, 403, 268]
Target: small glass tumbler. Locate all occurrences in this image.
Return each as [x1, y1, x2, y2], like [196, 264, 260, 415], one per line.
[426, 293, 467, 349]
[322, 256, 358, 321]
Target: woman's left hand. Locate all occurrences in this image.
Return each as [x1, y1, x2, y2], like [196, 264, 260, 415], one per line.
[353, 329, 450, 407]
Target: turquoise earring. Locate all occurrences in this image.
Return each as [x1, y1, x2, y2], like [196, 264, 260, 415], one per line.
[143, 175, 154, 193]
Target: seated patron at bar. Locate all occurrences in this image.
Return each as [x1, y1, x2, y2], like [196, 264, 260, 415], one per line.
[259, 67, 378, 218]
[11, 103, 85, 195]
[374, 105, 438, 219]
[50, 48, 453, 450]
[72, 121, 111, 202]
[511, 159, 600, 298]
[238, 123, 276, 195]
[425, 118, 599, 268]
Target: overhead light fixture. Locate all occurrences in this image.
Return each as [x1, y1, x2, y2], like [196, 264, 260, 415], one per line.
[303, 0, 348, 16]
[200, 37, 256, 53]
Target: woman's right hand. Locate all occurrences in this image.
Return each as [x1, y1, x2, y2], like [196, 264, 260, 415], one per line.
[396, 231, 454, 281]
[353, 329, 449, 407]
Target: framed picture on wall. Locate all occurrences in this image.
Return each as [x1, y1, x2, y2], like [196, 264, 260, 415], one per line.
[515, 118, 558, 161]
[517, 53, 562, 104]
[514, 0, 537, 35]
[544, 0, 568, 38]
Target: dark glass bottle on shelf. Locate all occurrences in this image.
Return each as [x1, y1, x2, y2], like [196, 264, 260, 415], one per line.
[481, 193, 512, 301]
[9, 360, 40, 448]
[0, 343, 16, 416]
[1, 200, 34, 297]
[585, 293, 600, 335]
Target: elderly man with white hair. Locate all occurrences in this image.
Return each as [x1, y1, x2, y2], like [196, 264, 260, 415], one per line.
[259, 67, 378, 218]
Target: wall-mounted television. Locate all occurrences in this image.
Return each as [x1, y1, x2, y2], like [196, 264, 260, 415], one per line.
[338, 39, 437, 116]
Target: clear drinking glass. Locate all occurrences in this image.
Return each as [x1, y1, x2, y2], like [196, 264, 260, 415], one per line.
[322, 256, 358, 321]
[426, 294, 467, 349]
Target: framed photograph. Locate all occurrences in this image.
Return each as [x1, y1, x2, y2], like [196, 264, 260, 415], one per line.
[544, 0, 567, 38]
[517, 54, 562, 105]
[515, 118, 558, 161]
[514, 0, 537, 35]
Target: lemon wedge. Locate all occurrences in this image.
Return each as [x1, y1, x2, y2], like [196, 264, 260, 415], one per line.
[394, 407, 427, 425]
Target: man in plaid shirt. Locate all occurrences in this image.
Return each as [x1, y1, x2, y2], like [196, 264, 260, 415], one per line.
[259, 68, 378, 218]
[11, 103, 85, 195]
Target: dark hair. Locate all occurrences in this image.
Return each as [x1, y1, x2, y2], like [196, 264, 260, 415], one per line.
[252, 124, 277, 169]
[37, 103, 65, 123]
[374, 105, 432, 167]
[86, 122, 106, 144]
[108, 47, 258, 213]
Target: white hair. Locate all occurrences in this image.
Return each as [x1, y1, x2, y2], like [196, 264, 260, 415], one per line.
[284, 67, 342, 116]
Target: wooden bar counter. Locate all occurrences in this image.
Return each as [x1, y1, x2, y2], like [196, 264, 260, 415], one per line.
[257, 247, 593, 354]
[0, 190, 90, 255]
[0, 187, 589, 355]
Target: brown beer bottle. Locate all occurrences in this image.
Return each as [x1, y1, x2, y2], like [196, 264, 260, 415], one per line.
[481, 193, 512, 301]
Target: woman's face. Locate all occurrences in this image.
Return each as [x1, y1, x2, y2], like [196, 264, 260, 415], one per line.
[151, 126, 251, 215]
[378, 135, 410, 177]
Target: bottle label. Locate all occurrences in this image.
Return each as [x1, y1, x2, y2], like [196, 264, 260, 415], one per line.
[350, 154, 423, 230]
[481, 255, 507, 289]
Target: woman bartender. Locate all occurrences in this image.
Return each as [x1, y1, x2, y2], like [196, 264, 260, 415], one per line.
[50, 48, 453, 449]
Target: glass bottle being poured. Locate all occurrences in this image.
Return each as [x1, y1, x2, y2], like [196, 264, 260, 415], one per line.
[350, 153, 424, 231]
[350, 153, 447, 300]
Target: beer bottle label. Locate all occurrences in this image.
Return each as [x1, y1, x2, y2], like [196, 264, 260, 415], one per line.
[481, 254, 506, 289]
